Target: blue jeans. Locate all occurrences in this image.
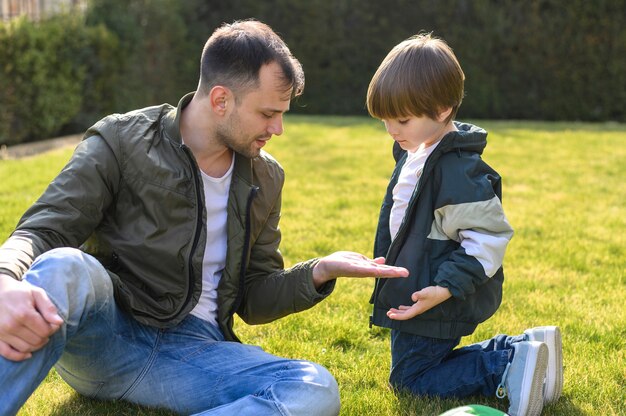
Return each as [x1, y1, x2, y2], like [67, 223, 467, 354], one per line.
[0, 248, 340, 416]
[390, 329, 525, 398]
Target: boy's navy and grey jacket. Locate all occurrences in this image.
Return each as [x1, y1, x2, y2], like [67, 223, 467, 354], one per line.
[370, 122, 514, 339]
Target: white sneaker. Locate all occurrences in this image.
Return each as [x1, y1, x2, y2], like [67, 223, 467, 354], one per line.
[496, 341, 548, 416]
[524, 326, 563, 403]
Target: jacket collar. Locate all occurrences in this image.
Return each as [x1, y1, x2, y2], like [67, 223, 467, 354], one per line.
[393, 121, 488, 162]
[162, 92, 194, 145]
[437, 122, 488, 155]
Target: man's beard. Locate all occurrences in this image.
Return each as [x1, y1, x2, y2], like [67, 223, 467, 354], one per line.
[216, 130, 258, 158]
[215, 113, 265, 159]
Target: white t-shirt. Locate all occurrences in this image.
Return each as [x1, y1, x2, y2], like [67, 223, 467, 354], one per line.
[389, 142, 440, 240]
[189, 156, 235, 325]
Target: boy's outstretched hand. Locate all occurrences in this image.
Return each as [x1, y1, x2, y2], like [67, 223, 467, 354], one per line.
[387, 285, 452, 320]
[312, 251, 409, 289]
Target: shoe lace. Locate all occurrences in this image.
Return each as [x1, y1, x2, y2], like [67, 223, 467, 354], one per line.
[496, 361, 512, 399]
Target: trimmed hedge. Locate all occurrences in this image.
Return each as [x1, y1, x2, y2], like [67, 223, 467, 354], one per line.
[1, 0, 624, 145]
[56, 0, 626, 122]
[0, 13, 119, 146]
[85, 0, 197, 112]
[224, 0, 626, 121]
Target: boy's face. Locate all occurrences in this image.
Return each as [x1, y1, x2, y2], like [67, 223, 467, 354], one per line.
[382, 113, 453, 152]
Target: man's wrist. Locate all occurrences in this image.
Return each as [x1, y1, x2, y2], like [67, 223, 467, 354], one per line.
[311, 259, 329, 289]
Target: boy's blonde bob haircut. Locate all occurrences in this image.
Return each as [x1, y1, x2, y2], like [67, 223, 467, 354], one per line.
[367, 33, 465, 124]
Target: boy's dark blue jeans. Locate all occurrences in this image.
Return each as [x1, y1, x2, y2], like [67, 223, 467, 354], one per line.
[390, 330, 526, 398]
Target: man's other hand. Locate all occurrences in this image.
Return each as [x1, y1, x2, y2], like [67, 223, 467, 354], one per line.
[0, 274, 63, 361]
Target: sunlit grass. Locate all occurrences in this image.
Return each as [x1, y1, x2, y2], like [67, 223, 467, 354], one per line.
[2, 116, 624, 415]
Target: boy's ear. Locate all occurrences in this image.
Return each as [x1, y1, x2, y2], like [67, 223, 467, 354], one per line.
[437, 107, 453, 122]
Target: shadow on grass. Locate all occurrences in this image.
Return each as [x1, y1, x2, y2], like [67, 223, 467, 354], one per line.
[39, 382, 588, 416]
[47, 395, 176, 416]
[541, 395, 587, 416]
[392, 391, 586, 416]
[393, 393, 504, 416]
[34, 391, 591, 416]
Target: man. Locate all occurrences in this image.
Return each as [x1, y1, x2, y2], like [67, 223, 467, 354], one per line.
[0, 20, 407, 415]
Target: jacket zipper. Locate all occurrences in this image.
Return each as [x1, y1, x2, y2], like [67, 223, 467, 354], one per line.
[229, 185, 259, 316]
[370, 150, 440, 327]
[177, 145, 204, 321]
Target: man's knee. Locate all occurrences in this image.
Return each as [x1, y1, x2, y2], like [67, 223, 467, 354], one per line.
[311, 363, 340, 416]
[27, 248, 113, 317]
[31, 248, 110, 288]
[276, 361, 340, 416]
[34, 247, 98, 270]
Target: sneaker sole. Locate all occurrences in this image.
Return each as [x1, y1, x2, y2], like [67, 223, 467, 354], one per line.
[508, 341, 548, 416]
[524, 343, 548, 416]
[526, 326, 563, 403]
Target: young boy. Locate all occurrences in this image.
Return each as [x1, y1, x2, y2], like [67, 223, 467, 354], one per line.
[366, 34, 563, 416]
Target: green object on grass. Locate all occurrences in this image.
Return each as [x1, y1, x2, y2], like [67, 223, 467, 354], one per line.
[439, 404, 507, 416]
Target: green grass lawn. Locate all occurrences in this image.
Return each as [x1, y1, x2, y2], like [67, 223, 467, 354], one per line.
[2, 116, 625, 415]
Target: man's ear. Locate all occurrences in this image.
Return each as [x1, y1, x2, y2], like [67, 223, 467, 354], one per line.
[209, 86, 231, 115]
[437, 107, 453, 122]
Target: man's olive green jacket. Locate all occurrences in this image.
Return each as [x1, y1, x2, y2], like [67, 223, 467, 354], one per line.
[0, 93, 334, 341]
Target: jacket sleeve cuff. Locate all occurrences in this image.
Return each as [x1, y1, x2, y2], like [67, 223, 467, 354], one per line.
[301, 258, 336, 300]
[0, 268, 20, 281]
[435, 278, 467, 300]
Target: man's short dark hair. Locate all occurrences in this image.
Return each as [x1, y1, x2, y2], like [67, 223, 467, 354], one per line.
[199, 20, 304, 100]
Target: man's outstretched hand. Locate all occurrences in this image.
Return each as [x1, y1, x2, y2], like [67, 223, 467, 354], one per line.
[312, 251, 409, 289]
